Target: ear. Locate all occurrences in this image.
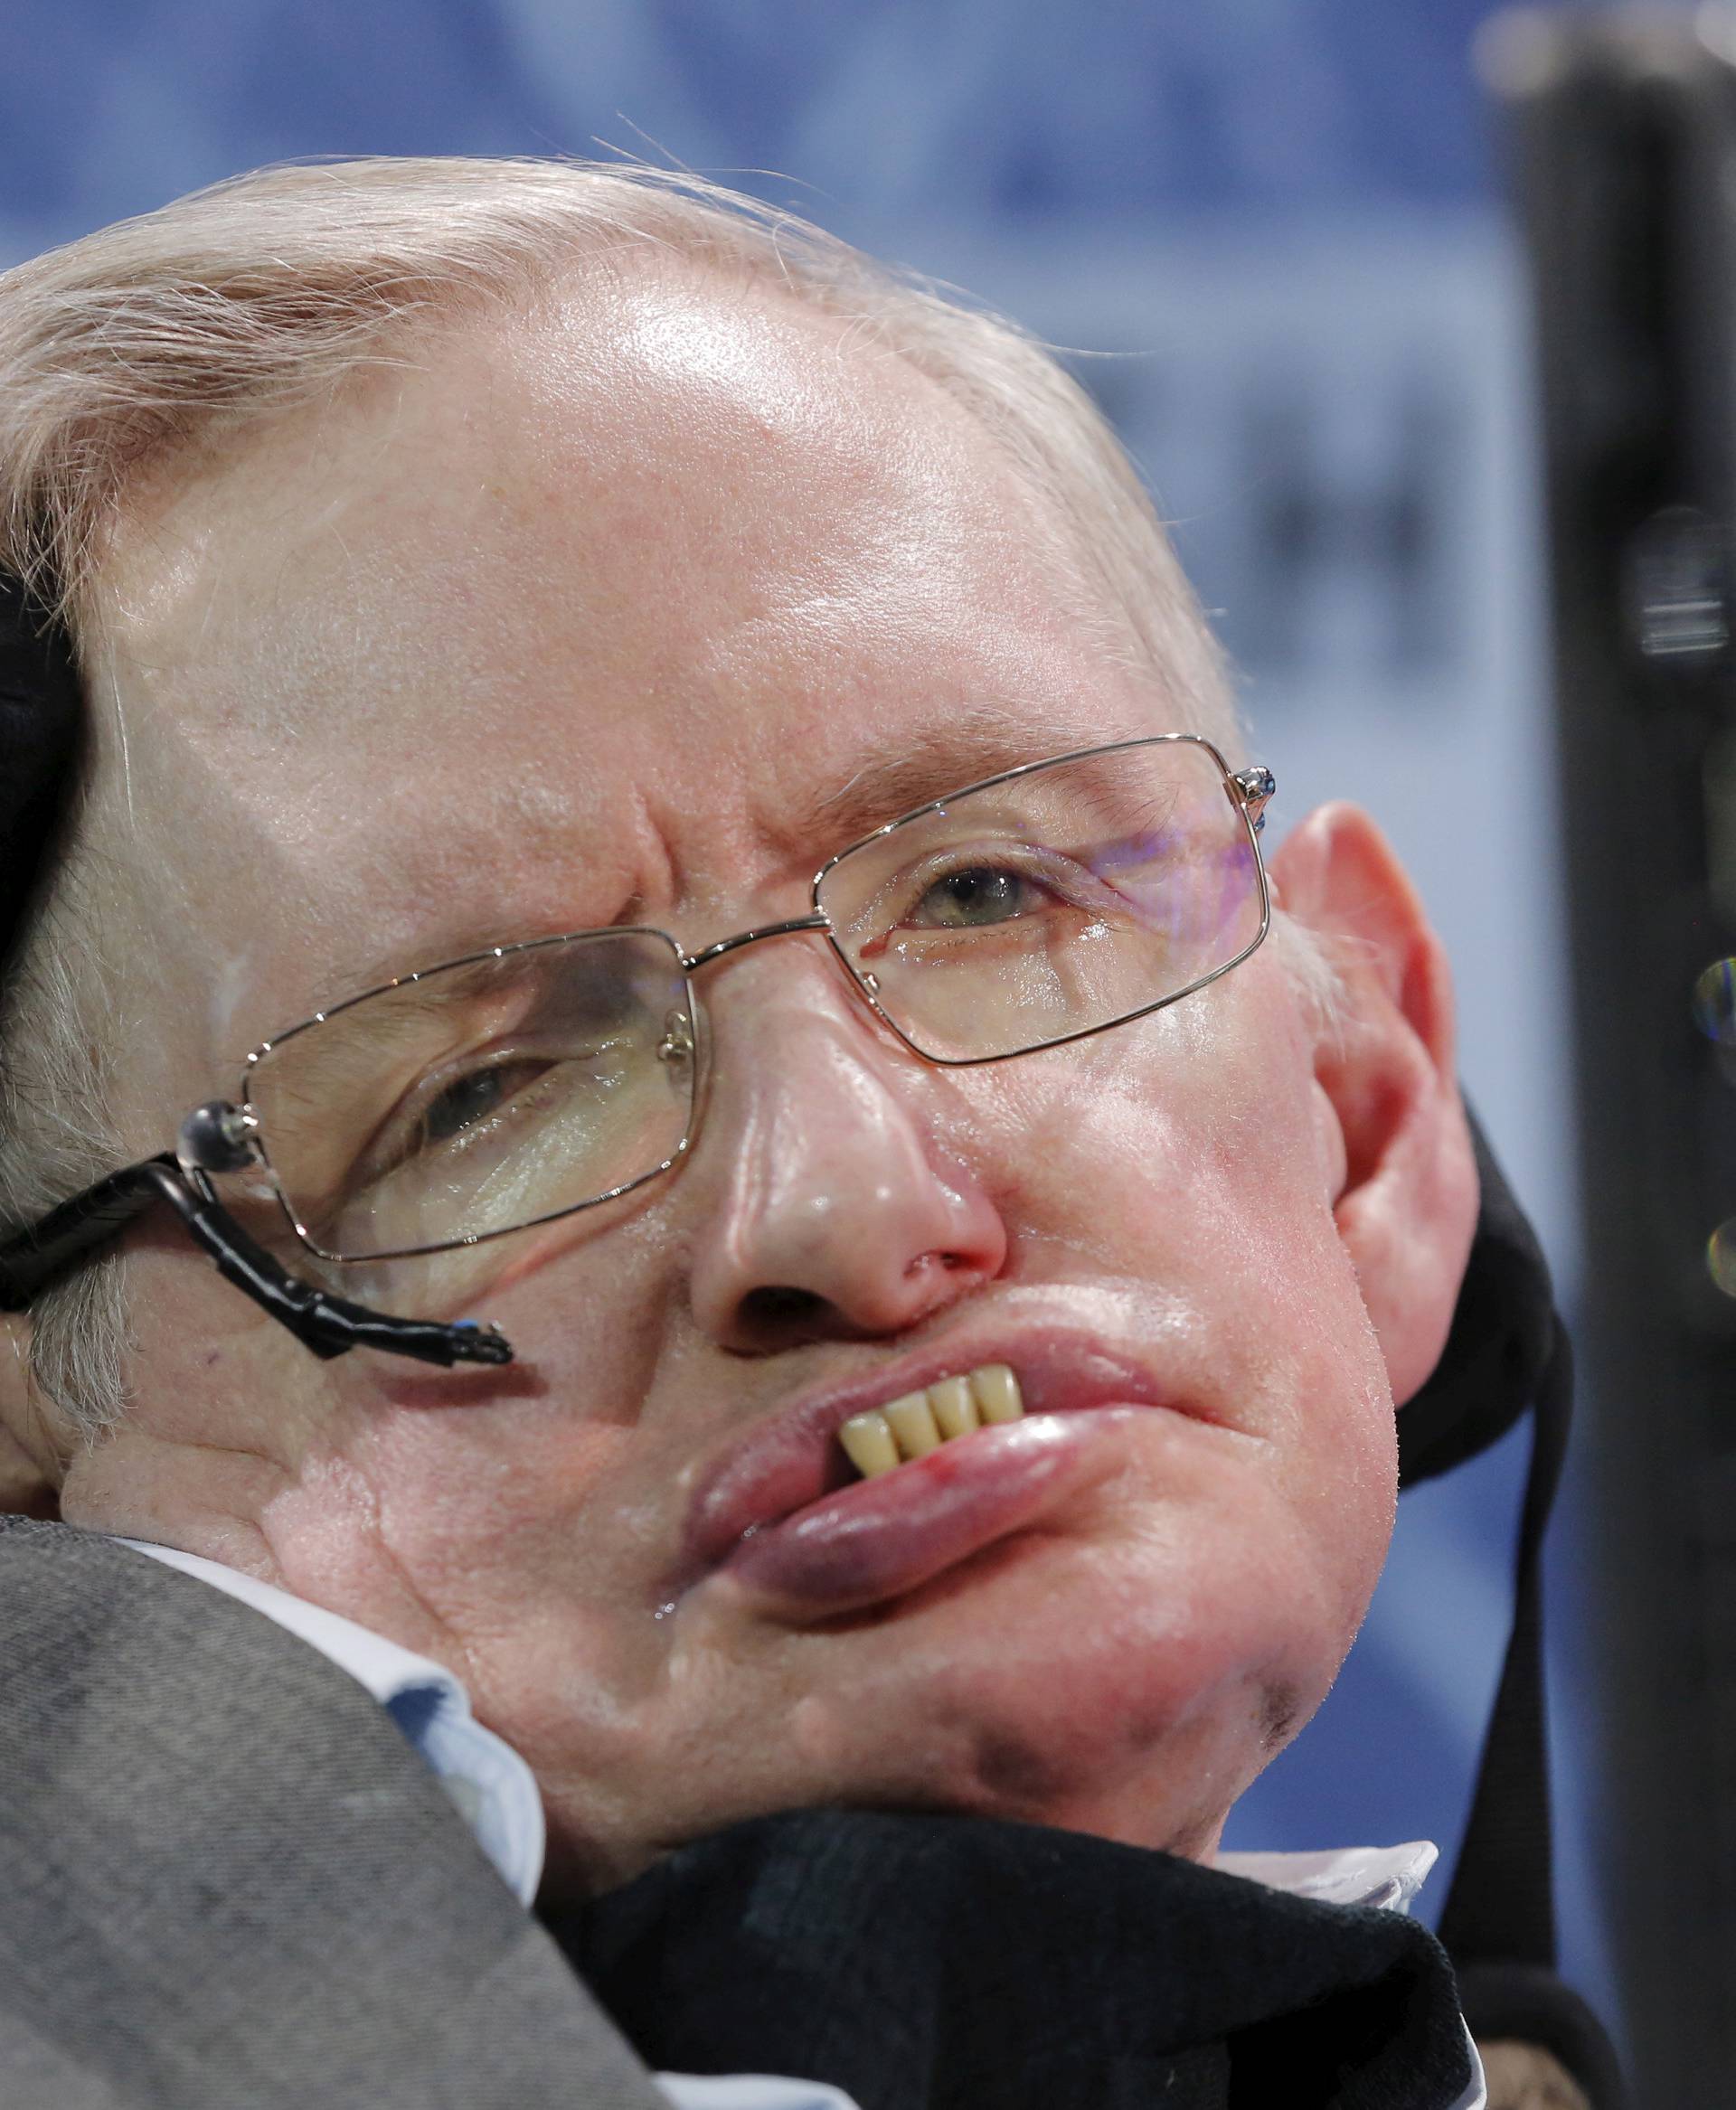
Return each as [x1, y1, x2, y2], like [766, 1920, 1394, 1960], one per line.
[0, 1313, 63, 1519]
[1269, 802, 1478, 1408]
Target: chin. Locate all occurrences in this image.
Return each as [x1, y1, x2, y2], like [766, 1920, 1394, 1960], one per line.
[765, 1527, 1335, 1860]
[541, 1490, 1365, 1898]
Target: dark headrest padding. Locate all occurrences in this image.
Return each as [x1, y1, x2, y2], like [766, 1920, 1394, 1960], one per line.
[1399, 1107, 1555, 1489]
[0, 573, 81, 984]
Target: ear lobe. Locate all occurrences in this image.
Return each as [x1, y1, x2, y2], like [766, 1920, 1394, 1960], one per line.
[1269, 802, 1478, 1407]
[0, 1315, 63, 1519]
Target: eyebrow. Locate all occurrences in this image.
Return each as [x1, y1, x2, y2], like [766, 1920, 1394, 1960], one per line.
[297, 901, 649, 1038]
[792, 702, 1111, 854]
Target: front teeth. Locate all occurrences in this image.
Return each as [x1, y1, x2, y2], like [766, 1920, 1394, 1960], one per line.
[838, 1364, 1024, 1479]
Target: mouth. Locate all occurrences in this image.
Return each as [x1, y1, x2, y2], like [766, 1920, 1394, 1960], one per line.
[677, 1332, 1212, 1617]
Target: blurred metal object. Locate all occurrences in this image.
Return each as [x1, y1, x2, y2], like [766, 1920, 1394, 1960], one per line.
[1485, 10, 1736, 2099]
[1624, 503, 1729, 662]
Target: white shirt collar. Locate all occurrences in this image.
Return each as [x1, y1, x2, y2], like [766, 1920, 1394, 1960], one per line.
[1213, 1840, 1439, 1913]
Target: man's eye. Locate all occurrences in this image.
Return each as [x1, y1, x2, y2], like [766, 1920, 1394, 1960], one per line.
[910, 865, 1040, 928]
[419, 1060, 539, 1146]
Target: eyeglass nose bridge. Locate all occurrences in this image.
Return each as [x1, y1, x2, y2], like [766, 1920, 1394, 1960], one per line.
[681, 911, 833, 974]
[675, 912, 896, 1108]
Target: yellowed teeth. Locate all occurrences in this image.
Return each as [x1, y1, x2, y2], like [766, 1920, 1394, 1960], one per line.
[838, 1364, 1024, 1479]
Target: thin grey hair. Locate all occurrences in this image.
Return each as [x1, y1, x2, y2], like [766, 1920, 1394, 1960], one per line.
[0, 155, 1337, 1443]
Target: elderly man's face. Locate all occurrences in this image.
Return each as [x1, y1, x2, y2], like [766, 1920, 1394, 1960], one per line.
[35, 261, 1472, 1893]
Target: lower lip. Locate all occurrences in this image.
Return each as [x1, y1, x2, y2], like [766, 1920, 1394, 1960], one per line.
[717, 1406, 1152, 1615]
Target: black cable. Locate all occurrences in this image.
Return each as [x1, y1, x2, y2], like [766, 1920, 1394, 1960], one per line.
[1435, 1319, 1629, 2110]
[1438, 1316, 1570, 1969]
[0, 1154, 511, 1370]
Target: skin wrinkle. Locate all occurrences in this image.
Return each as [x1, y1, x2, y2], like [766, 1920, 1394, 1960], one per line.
[72, 1421, 290, 1577]
[344, 1472, 490, 1694]
[1, 254, 1477, 1898]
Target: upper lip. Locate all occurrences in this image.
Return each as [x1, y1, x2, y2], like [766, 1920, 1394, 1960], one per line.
[676, 1323, 1204, 1587]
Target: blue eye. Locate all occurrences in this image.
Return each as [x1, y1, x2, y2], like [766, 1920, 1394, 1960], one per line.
[914, 867, 1036, 928]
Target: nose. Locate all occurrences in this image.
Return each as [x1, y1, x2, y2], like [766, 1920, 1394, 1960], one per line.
[684, 960, 1009, 1352]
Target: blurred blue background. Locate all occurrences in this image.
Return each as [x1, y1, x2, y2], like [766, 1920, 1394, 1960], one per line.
[0, 0, 1629, 2040]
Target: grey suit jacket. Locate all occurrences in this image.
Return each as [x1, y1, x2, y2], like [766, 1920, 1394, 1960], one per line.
[0, 1515, 671, 2109]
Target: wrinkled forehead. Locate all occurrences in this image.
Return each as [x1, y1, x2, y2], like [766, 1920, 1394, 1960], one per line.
[85, 261, 1195, 1057]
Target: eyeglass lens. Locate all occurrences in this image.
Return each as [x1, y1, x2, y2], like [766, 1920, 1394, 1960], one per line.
[245, 928, 698, 1262]
[819, 739, 1263, 1063]
[243, 739, 1262, 1274]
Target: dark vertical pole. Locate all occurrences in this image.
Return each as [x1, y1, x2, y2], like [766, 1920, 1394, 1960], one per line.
[1487, 14, 1736, 2100]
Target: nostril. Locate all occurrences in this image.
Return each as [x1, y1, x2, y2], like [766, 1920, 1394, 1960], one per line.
[737, 1285, 829, 1335]
[908, 1250, 968, 1283]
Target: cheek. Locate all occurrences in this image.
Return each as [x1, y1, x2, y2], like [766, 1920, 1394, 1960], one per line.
[968, 980, 1397, 1610]
[978, 974, 1340, 1311]
[100, 1243, 330, 1474]
[250, 1234, 684, 1680]
[342, 1208, 676, 1565]
[252, 1387, 679, 1775]
[326, 1376, 657, 1627]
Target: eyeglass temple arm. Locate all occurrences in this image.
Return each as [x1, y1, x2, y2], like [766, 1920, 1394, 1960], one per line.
[0, 1154, 513, 1371]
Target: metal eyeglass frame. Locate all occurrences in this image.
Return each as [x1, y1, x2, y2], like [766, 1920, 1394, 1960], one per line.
[0, 736, 1275, 1370]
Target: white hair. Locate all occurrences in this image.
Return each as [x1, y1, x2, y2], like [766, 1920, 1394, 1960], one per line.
[0, 155, 1327, 1441]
